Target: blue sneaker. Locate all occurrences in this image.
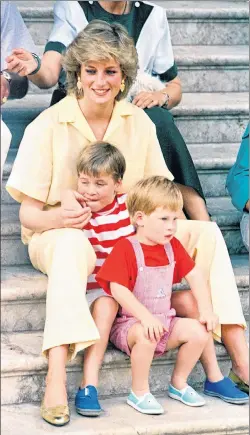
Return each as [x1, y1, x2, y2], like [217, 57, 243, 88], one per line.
[75, 385, 102, 416]
[204, 377, 249, 404]
[168, 384, 206, 407]
[127, 391, 164, 415]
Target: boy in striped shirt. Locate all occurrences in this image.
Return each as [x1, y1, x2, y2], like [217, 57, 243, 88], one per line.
[74, 141, 135, 416]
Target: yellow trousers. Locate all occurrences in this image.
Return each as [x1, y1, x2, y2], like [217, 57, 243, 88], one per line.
[28, 221, 246, 361]
[29, 228, 100, 360]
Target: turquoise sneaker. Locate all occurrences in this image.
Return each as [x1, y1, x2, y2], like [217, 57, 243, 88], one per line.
[127, 391, 164, 415]
[168, 384, 206, 407]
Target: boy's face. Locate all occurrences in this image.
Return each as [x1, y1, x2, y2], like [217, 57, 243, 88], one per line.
[137, 206, 179, 246]
[78, 172, 121, 212]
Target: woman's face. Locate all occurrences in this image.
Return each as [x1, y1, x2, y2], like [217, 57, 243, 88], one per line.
[79, 59, 123, 105]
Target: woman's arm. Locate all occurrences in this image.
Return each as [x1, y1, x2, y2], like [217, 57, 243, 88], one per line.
[5, 50, 62, 89]
[19, 191, 92, 233]
[185, 265, 219, 332]
[162, 76, 182, 109]
[19, 196, 62, 232]
[111, 282, 167, 341]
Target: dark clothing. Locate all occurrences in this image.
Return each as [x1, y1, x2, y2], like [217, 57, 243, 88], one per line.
[145, 107, 205, 201]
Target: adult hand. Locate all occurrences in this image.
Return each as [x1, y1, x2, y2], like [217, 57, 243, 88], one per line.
[5, 48, 37, 76]
[60, 190, 92, 230]
[199, 310, 219, 332]
[1, 75, 10, 104]
[140, 312, 168, 342]
[132, 90, 166, 109]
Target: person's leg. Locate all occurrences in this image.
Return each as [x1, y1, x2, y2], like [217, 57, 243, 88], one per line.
[144, 107, 210, 221]
[175, 219, 248, 380]
[176, 183, 210, 221]
[28, 228, 100, 412]
[240, 212, 249, 252]
[172, 290, 249, 386]
[1, 119, 12, 180]
[166, 318, 209, 390]
[171, 291, 222, 382]
[81, 296, 119, 388]
[222, 325, 249, 385]
[126, 323, 164, 414]
[44, 345, 69, 408]
[127, 322, 157, 396]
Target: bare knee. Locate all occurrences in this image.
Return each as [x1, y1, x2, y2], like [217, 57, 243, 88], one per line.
[189, 320, 209, 345]
[131, 323, 157, 348]
[92, 297, 118, 327]
[172, 291, 198, 319]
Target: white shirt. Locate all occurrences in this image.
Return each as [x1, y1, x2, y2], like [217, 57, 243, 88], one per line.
[1, 1, 36, 70]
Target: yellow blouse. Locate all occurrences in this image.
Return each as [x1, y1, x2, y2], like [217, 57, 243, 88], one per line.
[7, 95, 173, 243]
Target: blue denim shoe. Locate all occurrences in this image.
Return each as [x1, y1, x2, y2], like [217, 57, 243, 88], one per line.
[127, 391, 164, 415]
[204, 377, 249, 404]
[75, 385, 102, 416]
[168, 384, 206, 407]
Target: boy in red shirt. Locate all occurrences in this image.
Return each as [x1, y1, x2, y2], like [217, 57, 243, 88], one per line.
[96, 176, 248, 414]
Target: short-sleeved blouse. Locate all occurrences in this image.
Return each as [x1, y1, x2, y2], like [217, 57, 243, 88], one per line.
[6, 96, 173, 243]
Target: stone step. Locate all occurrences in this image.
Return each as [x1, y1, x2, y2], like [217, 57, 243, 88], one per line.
[17, 1, 249, 47]
[1, 255, 248, 333]
[1, 396, 249, 435]
[0, 197, 247, 267]
[2, 93, 248, 149]
[1, 143, 241, 205]
[30, 45, 249, 94]
[2, 325, 248, 405]
[174, 45, 249, 93]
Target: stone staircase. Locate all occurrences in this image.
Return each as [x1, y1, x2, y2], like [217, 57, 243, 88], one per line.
[1, 1, 249, 434]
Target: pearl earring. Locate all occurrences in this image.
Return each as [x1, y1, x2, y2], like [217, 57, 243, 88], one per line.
[135, 2, 140, 7]
[120, 79, 125, 93]
[89, 1, 94, 4]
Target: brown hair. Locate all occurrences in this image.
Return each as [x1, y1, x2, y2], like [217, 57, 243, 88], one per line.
[63, 20, 138, 100]
[77, 141, 126, 182]
[127, 176, 183, 225]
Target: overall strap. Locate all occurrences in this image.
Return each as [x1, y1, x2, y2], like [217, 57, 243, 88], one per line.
[164, 242, 175, 264]
[127, 237, 146, 268]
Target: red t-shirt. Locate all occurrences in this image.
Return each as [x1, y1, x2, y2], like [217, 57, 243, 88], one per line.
[96, 237, 195, 295]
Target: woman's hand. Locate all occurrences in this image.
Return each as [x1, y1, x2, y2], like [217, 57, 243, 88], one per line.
[140, 312, 168, 342]
[1, 74, 10, 104]
[199, 310, 219, 332]
[5, 48, 37, 76]
[61, 190, 92, 230]
[132, 90, 167, 109]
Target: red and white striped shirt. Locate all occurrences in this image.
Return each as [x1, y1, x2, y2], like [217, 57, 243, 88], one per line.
[84, 194, 135, 291]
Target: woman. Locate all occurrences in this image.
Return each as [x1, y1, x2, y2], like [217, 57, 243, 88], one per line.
[7, 21, 248, 426]
[6, 0, 210, 220]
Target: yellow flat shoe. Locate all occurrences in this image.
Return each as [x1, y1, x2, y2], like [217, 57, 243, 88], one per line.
[229, 370, 249, 394]
[41, 400, 70, 426]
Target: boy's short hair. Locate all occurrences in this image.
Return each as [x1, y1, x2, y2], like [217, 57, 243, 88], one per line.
[77, 141, 126, 182]
[127, 176, 183, 225]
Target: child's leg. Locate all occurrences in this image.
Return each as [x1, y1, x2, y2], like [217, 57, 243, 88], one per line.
[127, 322, 157, 396]
[171, 291, 224, 382]
[166, 318, 209, 390]
[81, 296, 118, 387]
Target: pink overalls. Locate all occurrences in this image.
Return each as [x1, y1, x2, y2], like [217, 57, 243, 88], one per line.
[110, 237, 179, 358]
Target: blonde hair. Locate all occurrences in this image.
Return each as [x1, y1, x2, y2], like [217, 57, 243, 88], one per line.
[127, 176, 183, 225]
[77, 141, 126, 182]
[63, 20, 138, 100]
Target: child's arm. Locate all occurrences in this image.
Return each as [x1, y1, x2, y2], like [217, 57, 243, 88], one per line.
[111, 282, 168, 342]
[185, 265, 219, 332]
